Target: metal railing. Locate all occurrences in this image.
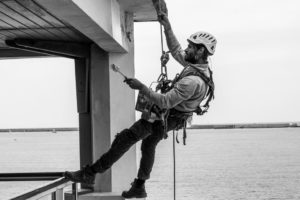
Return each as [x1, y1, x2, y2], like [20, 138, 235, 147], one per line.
[0, 172, 64, 181]
[0, 172, 79, 200]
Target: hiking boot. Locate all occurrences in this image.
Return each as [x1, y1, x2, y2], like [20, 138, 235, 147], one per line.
[64, 165, 96, 185]
[122, 179, 147, 199]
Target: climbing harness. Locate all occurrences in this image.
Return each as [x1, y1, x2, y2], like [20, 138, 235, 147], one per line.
[170, 65, 215, 116]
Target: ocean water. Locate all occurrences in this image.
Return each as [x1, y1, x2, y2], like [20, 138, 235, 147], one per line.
[0, 128, 300, 200]
[0, 131, 80, 199]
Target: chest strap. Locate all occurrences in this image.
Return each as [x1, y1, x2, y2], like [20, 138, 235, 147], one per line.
[172, 66, 215, 115]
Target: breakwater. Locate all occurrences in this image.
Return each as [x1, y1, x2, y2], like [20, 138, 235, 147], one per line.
[189, 122, 300, 129]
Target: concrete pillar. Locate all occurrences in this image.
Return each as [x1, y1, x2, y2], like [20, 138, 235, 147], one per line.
[89, 12, 136, 193]
[75, 58, 93, 169]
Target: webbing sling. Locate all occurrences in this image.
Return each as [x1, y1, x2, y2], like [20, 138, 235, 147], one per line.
[171, 65, 215, 116]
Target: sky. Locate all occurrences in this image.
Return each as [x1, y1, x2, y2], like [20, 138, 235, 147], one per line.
[0, 58, 77, 128]
[135, 0, 300, 125]
[0, 0, 300, 128]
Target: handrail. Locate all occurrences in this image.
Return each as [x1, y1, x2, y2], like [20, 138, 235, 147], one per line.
[10, 177, 78, 200]
[0, 127, 79, 133]
[0, 172, 64, 181]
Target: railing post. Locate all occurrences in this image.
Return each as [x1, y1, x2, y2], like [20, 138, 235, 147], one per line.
[51, 189, 64, 200]
[54, 188, 64, 200]
[72, 183, 78, 200]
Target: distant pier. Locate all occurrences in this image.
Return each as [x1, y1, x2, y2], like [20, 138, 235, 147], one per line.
[190, 122, 300, 129]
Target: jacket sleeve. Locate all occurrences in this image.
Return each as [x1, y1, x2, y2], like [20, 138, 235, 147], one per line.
[164, 28, 188, 67]
[140, 76, 197, 109]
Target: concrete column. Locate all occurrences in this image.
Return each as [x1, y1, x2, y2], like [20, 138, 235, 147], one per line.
[108, 13, 136, 193]
[89, 13, 136, 192]
[75, 58, 93, 169]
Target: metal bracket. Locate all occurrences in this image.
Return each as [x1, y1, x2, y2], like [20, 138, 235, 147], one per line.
[5, 39, 90, 59]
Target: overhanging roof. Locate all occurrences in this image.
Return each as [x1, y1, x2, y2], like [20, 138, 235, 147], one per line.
[0, 0, 157, 58]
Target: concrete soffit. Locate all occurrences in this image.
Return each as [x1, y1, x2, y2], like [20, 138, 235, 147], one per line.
[118, 0, 157, 22]
[35, 0, 156, 53]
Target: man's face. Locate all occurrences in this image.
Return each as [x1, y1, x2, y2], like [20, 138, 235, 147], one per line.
[184, 42, 198, 64]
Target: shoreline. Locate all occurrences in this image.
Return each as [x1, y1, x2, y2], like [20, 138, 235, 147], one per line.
[1, 122, 300, 132]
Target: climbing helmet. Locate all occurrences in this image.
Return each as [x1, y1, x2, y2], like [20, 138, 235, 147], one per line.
[187, 31, 217, 55]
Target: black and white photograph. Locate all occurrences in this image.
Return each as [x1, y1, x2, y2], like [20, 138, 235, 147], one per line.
[0, 0, 299, 199]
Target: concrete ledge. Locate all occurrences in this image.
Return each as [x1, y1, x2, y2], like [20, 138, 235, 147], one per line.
[79, 192, 145, 200]
[80, 192, 122, 200]
[119, 0, 157, 22]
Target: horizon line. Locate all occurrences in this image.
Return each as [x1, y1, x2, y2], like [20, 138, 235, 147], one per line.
[0, 121, 300, 132]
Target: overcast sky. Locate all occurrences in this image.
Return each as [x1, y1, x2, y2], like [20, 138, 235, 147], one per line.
[135, 0, 300, 125]
[0, 0, 300, 128]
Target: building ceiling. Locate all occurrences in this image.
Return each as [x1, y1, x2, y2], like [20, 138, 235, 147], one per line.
[119, 0, 157, 22]
[0, 0, 90, 50]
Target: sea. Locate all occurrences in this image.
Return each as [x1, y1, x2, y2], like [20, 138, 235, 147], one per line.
[0, 128, 300, 200]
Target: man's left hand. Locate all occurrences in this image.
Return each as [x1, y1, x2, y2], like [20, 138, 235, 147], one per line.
[152, 0, 168, 16]
[124, 78, 145, 90]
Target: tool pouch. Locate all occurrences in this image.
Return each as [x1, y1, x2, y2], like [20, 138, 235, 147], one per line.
[136, 91, 164, 123]
[135, 91, 153, 114]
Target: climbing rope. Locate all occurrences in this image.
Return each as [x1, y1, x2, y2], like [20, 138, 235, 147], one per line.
[158, 22, 177, 200]
[172, 130, 177, 200]
[160, 24, 164, 55]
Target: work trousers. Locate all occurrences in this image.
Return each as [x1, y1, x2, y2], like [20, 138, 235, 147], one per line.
[91, 110, 186, 180]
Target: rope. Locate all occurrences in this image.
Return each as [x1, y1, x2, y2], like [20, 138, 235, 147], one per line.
[160, 24, 168, 80]
[160, 24, 164, 55]
[158, 13, 176, 200]
[158, 0, 164, 54]
[172, 130, 176, 200]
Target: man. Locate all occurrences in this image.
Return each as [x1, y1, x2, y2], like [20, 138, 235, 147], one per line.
[64, 0, 217, 198]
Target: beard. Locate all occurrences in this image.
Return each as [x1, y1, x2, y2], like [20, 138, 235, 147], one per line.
[185, 53, 197, 64]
